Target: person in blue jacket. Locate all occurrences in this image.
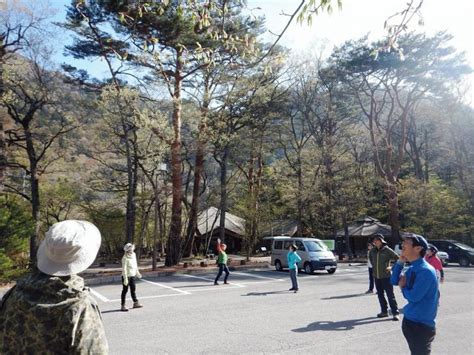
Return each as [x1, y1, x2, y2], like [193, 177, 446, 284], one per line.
[287, 244, 302, 293]
[391, 234, 439, 355]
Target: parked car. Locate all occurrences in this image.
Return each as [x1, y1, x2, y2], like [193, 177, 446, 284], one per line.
[428, 240, 474, 267]
[394, 244, 449, 267]
[270, 236, 337, 274]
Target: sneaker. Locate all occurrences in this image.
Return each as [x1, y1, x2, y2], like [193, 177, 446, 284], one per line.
[289, 288, 295, 291]
[224, 281, 229, 284]
[377, 312, 389, 318]
[392, 314, 400, 321]
[214, 282, 219, 285]
[365, 290, 374, 294]
[121, 305, 128, 312]
[294, 288, 299, 293]
[133, 302, 143, 309]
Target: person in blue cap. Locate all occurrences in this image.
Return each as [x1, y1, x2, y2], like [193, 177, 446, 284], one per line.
[391, 233, 439, 355]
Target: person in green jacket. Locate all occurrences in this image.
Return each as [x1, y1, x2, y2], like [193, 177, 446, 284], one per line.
[214, 238, 230, 285]
[369, 234, 400, 321]
[0, 220, 108, 354]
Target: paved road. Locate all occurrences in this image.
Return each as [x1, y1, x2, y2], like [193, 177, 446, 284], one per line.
[90, 264, 473, 354]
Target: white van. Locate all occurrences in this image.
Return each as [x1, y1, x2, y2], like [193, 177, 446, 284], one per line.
[270, 236, 337, 274]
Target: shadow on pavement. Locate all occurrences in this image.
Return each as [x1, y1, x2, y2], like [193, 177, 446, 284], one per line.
[242, 290, 289, 296]
[101, 309, 124, 314]
[321, 292, 372, 300]
[292, 317, 389, 332]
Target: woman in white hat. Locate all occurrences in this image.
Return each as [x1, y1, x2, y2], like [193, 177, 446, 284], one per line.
[121, 243, 143, 311]
[0, 220, 108, 354]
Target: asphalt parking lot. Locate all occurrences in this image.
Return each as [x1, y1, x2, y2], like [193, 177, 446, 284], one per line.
[91, 264, 474, 354]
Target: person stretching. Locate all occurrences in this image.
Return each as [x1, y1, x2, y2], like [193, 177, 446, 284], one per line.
[214, 238, 230, 285]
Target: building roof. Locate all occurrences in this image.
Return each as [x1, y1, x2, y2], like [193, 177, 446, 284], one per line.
[197, 207, 246, 237]
[261, 220, 312, 237]
[335, 216, 392, 237]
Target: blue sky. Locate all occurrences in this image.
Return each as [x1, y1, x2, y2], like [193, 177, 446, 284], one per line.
[47, 0, 473, 86]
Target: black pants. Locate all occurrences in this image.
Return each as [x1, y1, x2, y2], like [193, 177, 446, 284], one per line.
[368, 267, 374, 291]
[375, 277, 398, 314]
[402, 318, 436, 355]
[121, 276, 138, 305]
[215, 263, 229, 283]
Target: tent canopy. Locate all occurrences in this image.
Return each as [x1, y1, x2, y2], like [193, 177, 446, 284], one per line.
[197, 207, 245, 237]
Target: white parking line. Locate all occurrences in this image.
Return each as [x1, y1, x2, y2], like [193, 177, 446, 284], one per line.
[90, 288, 110, 302]
[237, 280, 288, 286]
[107, 293, 188, 302]
[177, 274, 245, 287]
[90, 270, 366, 303]
[231, 271, 285, 281]
[187, 285, 243, 292]
[141, 278, 191, 294]
[259, 268, 365, 275]
[178, 274, 215, 282]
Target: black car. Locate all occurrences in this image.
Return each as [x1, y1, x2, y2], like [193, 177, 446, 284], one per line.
[429, 240, 474, 267]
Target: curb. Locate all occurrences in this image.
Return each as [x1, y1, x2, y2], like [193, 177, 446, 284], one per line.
[84, 263, 272, 286]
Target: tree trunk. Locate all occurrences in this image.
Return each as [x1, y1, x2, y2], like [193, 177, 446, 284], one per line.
[387, 180, 401, 246]
[136, 197, 153, 261]
[0, 117, 5, 193]
[124, 123, 138, 244]
[424, 129, 429, 183]
[183, 139, 205, 257]
[25, 128, 40, 265]
[0, 64, 5, 192]
[245, 150, 256, 261]
[166, 49, 184, 266]
[246, 134, 264, 261]
[152, 182, 159, 270]
[184, 75, 210, 257]
[296, 154, 303, 236]
[342, 214, 353, 259]
[218, 146, 229, 243]
[407, 115, 424, 181]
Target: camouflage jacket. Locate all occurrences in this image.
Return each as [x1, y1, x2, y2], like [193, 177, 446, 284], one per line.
[0, 271, 108, 354]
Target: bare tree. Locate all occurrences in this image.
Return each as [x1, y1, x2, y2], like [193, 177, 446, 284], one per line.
[2, 49, 78, 263]
[0, 0, 50, 191]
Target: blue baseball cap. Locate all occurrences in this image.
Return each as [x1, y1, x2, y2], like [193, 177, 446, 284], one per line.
[403, 233, 428, 251]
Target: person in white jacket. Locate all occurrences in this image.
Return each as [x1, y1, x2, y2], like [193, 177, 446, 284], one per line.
[366, 242, 375, 293]
[121, 243, 143, 312]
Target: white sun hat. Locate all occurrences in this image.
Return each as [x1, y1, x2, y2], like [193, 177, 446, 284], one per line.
[123, 243, 135, 252]
[37, 220, 102, 276]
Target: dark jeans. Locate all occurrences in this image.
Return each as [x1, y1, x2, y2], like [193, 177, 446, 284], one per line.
[121, 276, 138, 305]
[215, 263, 229, 283]
[368, 267, 374, 291]
[402, 318, 436, 355]
[289, 268, 299, 290]
[375, 277, 398, 314]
